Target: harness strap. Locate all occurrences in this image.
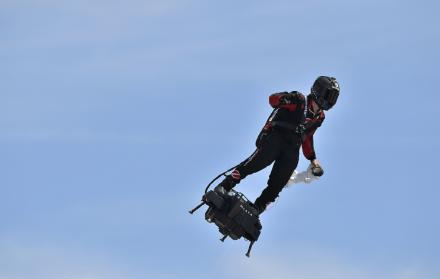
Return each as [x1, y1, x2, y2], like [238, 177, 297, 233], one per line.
[271, 121, 305, 135]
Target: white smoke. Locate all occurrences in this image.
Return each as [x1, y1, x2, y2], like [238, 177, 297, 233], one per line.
[286, 163, 320, 187]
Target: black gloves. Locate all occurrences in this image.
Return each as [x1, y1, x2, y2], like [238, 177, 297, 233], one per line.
[279, 91, 305, 105]
[311, 165, 324, 177]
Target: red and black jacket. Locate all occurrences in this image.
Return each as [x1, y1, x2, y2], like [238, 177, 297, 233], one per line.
[267, 91, 306, 128]
[302, 94, 325, 161]
[260, 92, 325, 161]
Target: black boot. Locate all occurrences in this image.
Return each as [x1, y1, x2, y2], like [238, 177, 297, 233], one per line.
[214, 176, 238, 194]
[252, 202, 264, 231]
[253, 198, 268, 215]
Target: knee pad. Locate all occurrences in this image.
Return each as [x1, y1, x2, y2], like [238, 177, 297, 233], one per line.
[231, 169, 241, 182]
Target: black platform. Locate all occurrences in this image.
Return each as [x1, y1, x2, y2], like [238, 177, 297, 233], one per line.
[189, 189, 262, 257]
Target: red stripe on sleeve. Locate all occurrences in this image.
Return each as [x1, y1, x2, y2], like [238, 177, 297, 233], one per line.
[269, 94, 282, 107]
[302, 128, 317, 160]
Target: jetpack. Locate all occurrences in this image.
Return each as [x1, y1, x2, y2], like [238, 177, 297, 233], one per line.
[188, 165, 262, 257]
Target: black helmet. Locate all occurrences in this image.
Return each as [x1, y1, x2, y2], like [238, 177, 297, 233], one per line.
[311, 76, 340, 110]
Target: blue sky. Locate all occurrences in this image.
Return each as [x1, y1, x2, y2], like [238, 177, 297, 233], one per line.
[1, 0, 440, 278]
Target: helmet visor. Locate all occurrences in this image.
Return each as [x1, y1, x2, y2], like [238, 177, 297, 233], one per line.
[319, 88, 339, 110]
[326, 89, 339, 108]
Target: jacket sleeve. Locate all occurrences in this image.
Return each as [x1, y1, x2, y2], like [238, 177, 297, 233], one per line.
[302, 108, 325, 161]
[269, 91, 305, 111]
[302, 127, 317, 161]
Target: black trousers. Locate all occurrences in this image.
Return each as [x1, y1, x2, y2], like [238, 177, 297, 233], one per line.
[219, 129, 301, 210]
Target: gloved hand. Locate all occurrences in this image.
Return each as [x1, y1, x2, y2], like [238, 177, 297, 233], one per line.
[276, 92, 289, 104]
[310, 159, 324, 177]
[281, 91, 302, 104]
